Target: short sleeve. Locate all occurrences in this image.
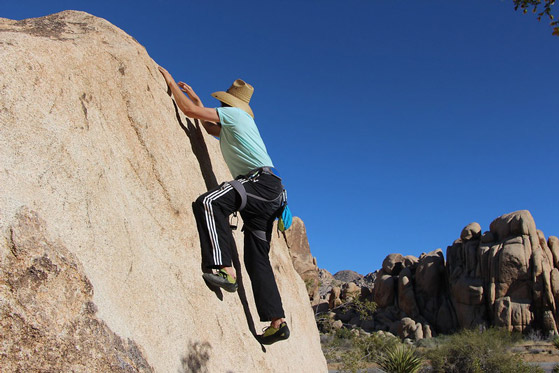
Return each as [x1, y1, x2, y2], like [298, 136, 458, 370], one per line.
[216, 107, 240, 128]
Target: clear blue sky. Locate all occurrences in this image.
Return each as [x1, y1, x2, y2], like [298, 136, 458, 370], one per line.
[3, 1, 558, 275]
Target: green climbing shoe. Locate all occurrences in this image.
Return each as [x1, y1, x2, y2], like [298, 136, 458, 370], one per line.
[259, 322, 290, 345]
[202, 269, 238, 292]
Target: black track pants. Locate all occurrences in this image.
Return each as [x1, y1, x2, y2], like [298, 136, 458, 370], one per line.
[192, 172, 285, 321]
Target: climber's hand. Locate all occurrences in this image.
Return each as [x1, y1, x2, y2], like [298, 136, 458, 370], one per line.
[178, 82, 203, 107]
[158, 66, 173, 84]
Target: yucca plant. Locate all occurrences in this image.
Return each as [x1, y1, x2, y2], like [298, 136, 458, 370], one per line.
[376, 344, 424, 373]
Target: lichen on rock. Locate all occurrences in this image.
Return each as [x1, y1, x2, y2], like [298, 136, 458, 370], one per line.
[1, 208, 153, 372]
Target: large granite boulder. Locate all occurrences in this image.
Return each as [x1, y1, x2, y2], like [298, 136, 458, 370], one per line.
[415, 249, 455, 333]
[549, 236, 559, 268]
[447, 224, 487, 329]
[341, 282, 361, 301]
[1, 208, 153, 372]
[382, 253, 405, 276]
[398, 267, 419, 319]
[480, 211, 557, 333]
[374, 270, 396, 308]
[0, 11, 327, 372]
[285, 217, 320, 303]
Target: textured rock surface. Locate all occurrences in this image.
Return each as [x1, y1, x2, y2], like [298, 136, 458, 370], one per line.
[0, 11, 326, 372]
[318, 268, 335, 297]
[1, 209, 153, 372]
[285, 217, 320, 303]
[341, 282, 361, 301]
[382, 253, 404, 275]
[333, 270, 363, 283]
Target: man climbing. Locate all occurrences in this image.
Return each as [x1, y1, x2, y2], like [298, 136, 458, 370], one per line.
[158, 66, 289, 345]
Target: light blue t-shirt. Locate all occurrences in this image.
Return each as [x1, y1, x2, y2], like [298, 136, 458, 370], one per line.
[216, 107, 274, 178]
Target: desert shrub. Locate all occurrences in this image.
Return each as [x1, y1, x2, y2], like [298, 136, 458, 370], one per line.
[338, 349, 367, 373]
[335, 327, 356, 340]
[353, 298, 377, 321]
[355, 332, 400, 363]
[377, 344, 424, 373]
[336, 332, 406, 373]
[553, 364, 559, 373]
[322, 332, 352, 365]
[304, 278, 317, 294]
[525, 329, 542, 342]
[337, 298, 377, 321]
[323, 330, 403, 373]
[315, 313, 335, 334]
[553, 335, 559, 349]
[424, 328, 543, 373]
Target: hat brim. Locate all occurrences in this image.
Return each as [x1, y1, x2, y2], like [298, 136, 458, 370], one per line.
[211, 91, 254, 118]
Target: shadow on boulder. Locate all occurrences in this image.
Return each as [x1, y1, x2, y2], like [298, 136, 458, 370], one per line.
[180, 341, 212, 373]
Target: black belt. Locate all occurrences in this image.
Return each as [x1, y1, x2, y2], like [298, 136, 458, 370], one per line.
[261, 167, 279, 176]
[242, 166, 280, 179]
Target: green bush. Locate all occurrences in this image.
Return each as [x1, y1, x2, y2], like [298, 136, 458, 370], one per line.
[423, 328, 543, 373]
[355, 332, 400, 362]
[353, 298, 377, 321]
[338, 349, 367, 373]
[335, 327, 356, 340]
[553, 335, 559, 350]
[322, 330, 403, 372]
[336, 298, 378, 321]
[315, 313, 335, 334]
[376, 344, 423, 373]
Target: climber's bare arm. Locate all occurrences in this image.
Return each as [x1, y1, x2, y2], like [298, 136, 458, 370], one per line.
[158, 66, 221, 125]
[197, 118, 221, 137]
[178, 81, 203, 107]
[177, 81, 221, 137]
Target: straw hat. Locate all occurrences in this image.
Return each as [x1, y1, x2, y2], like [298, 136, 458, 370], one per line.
[211, 79, 254, 118]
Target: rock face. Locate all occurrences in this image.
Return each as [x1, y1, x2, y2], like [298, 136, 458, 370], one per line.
[318, 268, 335, 297]
[285, 217, 320, 303]
[0, 11, 326, 372]
[371, 210, 559, 340]
[1, 209, 153, 372]
[448, 210, 557, 334]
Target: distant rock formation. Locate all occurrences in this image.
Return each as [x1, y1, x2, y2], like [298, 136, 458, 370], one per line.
[311, 268, 377, 325]
[447, 210, 557, 334]
[315, 210, 558, 342]
[318, 268, 336, 298]
[372, 210, 558, 340]
[0, 11, 326, 372]
[334, 270, 364, 283]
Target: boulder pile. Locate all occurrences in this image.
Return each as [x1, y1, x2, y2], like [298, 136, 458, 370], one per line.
[317, 210, 559, 341]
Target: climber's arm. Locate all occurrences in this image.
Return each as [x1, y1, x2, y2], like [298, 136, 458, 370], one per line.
[177, 82, 202, 107]
[177, 82, 221, 137]
[158, 66, 220, 124]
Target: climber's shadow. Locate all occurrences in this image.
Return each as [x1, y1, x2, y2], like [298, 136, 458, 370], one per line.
[179, 341, 211, 373]
[198, 237, 265, 349]
[229, 239, 264, 347]
[170, 95, 218, 191]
